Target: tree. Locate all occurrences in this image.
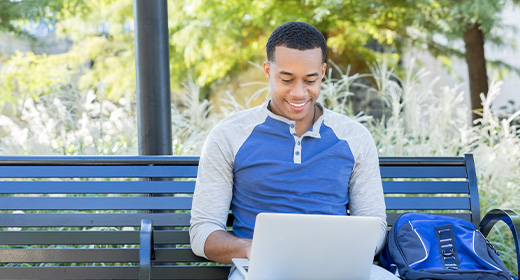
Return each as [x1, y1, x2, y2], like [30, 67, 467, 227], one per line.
[0, 0, 87, 36]
[405, 0, 520, 123]
[0, 0, 135, 106]
[168, 0, 418, 94]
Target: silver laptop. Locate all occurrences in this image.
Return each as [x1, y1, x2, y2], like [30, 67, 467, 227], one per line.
[232, 213, 381, 280]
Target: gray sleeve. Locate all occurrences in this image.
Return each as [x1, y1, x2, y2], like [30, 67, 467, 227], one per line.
[189, 106, 266, 258]
[189, 125, 234, 258]
[347, 127, 387, 255]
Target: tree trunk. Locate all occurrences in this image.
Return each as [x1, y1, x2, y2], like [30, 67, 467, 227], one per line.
[463, 23, 488, 124]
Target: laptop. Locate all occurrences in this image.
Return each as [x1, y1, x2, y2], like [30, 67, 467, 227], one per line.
[232, 213, 381, 280]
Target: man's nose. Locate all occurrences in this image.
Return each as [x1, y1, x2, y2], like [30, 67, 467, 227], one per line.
[291, 81, 306, 96]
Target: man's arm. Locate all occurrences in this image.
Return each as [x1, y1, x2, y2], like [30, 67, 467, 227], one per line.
[204, 230, 252, 264]
[190, 122, 252, 263]
[347, 126, 387, 255]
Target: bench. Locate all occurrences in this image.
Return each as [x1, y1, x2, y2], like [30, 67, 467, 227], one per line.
[0, 154, 518, 279]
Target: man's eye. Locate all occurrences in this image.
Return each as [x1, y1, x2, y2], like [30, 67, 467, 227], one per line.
[306, 80, 317, 84]
[281, 79, 292, 83]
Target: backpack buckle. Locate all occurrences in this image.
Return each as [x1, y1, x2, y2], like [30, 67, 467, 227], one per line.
[436, 225, 460, 270]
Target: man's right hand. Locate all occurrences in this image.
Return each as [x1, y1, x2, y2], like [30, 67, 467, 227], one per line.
[204, 230, 252, 264]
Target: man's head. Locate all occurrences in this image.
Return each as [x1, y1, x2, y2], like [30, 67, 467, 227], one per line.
[266, 21, 327, 64]
[263, 22, 327, 134]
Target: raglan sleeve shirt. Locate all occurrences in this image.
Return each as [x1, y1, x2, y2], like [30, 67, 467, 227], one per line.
[190, 104, 387, 258]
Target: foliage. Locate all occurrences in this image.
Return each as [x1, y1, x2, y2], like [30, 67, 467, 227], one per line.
[169, 0, 411, 89]
[171, 79, 222, 155]
[2, 0, 519, 111]
[406, 0, 520, 74]
[0, 0, 135, 107]
[0, 0, 441, 105]
[0, 0, 87, 36]
[0, 76, 136, 156]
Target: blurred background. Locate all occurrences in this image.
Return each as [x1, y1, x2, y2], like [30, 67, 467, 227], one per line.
[0, 0, 519, 155]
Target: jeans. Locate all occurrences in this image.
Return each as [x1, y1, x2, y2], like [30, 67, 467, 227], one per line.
[228, 264, 400, 280]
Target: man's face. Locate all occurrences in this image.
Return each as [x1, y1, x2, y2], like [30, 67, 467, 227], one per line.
[263, 46, 326, 127]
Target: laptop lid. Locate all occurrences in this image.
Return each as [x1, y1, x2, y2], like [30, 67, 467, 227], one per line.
[238, 213, 381, 280]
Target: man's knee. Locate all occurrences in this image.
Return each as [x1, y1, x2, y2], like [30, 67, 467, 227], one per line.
[371, 264, 400, 280]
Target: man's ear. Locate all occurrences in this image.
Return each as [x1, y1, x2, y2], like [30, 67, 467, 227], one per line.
[322, 63, 327, 77]
[263, 61, 271, 80]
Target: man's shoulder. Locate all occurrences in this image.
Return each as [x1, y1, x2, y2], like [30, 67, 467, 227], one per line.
[322, 108, 371, 138]
[216, 103, 268, 132]
[205, 103, 268, 153]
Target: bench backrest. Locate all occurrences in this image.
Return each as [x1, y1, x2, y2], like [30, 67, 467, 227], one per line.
[0, 156, 226, 279]
[0, 154, 479, 279]
[380, 154, 480, 226]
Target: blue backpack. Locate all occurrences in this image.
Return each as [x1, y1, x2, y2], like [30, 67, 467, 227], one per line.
[379, 212, 517, 280]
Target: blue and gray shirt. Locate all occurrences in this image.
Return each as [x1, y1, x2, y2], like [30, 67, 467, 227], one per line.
[190, 102, 387, 258]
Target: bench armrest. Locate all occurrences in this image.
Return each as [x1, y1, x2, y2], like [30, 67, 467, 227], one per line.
[479, 208, 520, 276]
[139, 219, 155, 280]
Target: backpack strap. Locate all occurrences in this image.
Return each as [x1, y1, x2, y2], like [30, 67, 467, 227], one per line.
[436, 224, 460, 270]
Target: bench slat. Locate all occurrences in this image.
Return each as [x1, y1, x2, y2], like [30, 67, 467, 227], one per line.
[380, 166, 467, 178]
[0, 248, 207, 263]
[0, 267, 139, 280]
[382, 181, 469, 194]
[1, 181, 468, 194]
[0, 248, 138, 263]
[379, 157, 465, 166]
[0, 266, 230, 280]
[151, 266, 230, 280]
[154, 230, 191, 244]
[0, 166, 198, 178]
[0, 213, 191, 227]
[0, 156, 200, 166]
[0, 230, 190, 245]
[0, 197, 192, 210]
[154, 248, 212, 262]
[386, 212, 473, 226]
[0, 181, 195, 194]
[385, 197, 470, 210]
[0, 231, 139, 245]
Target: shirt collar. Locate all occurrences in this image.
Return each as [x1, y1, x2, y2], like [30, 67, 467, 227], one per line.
[263, 100, 323, 139]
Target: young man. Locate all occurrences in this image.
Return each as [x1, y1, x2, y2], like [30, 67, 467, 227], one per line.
[190, 21, 398, 279]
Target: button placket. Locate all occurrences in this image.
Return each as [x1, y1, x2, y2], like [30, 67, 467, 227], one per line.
[289, 121, 302, 164]
[293, 138, 302, 164]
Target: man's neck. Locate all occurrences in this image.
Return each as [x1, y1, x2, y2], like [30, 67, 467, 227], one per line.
[294, 103, 321, 137]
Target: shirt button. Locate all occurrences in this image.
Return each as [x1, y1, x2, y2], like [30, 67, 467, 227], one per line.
[297, 141, 301, 145]
[290, 124, 295, 128]
[295, 151, 300, 156]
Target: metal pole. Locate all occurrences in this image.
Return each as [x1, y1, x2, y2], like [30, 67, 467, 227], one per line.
[134, 0, 172, 156]
[133, 2, 173, 265]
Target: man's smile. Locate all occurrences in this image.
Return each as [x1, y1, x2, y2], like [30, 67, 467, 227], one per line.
[287, 100, 308, 107]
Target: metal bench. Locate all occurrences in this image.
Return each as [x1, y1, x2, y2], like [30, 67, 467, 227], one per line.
[0, 154, 518, 279]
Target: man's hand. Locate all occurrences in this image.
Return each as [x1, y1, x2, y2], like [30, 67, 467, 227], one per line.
[204, 230, 252, 264]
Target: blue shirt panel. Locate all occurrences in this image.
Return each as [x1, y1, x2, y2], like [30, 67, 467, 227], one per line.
[231, 116, 355, 238]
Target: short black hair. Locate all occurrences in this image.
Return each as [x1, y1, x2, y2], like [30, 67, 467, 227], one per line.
[266, 21, 327, 63]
